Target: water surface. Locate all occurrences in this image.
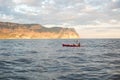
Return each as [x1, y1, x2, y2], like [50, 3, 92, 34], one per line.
[0, 39, 120, 80]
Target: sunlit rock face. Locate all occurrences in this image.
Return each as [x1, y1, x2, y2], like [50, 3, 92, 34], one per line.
[0, 22, 80, 39]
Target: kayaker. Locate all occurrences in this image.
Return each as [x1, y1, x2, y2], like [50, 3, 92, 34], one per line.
[78, 42, 80, 46]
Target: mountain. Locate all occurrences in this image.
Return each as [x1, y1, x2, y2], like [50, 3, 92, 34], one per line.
[0, 22, 79, 39]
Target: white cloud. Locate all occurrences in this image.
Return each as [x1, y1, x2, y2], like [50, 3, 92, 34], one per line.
[12, 0, 35, 4]
[81, 5, 95, 12]
[0, 14, 14, 21]
[112, 0, 118, 2]
[109, 19, 118, 23]
[14, 4, 40, 15]
[12, 0, 22, 4]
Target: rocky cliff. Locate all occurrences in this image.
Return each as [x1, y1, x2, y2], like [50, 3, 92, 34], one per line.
[0, 22, 79, 39]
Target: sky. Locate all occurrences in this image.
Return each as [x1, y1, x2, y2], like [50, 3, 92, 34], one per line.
[0, 0, 120, 38]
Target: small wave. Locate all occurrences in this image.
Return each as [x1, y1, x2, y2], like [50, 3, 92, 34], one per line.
[1, 53, 10, 56]
[76, 52, 85, 55]
[66, 56, 87, 64]
[0, 60, 17, 66]
[108, 74, 120, 80]
[26, 50, 38, 54]
[0, 48, 7, 50]
[81, 66, 102, 71]
[58, 73, 85, 80]
[18, 50, 38, 54]
[56, 49, 70, 52]
[15, 69, 28, 73]
[14, 58, 33, 64]
[28, 65, 47, 73]
[0, 76, 31, 80]
[57, 56, 67, 59]
[109, 60, 120, 64]
[103, 52, 120, 57]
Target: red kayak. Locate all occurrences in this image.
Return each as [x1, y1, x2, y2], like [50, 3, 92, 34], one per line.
[62, 43, 80, 47]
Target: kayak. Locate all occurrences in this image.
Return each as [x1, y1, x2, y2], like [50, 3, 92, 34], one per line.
[62, 43, 80, 47]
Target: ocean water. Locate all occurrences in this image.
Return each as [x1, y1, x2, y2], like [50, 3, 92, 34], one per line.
[0, 39, 120, 80]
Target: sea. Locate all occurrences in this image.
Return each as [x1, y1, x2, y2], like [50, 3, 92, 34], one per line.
[0, 39, 120, 80]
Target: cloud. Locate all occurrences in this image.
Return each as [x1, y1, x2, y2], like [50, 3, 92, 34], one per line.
[110, 0, 120, 9]
[14, 4, 39, 15]
[0, 14, 14, 21]
[12, 0, 37, 5]
[0, 0, 119, 26]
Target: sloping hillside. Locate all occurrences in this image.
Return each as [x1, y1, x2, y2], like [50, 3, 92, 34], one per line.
[0, 22, 80, 39]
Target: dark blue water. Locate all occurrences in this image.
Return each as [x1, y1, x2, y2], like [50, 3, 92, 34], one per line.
[0, 39, 120, 80]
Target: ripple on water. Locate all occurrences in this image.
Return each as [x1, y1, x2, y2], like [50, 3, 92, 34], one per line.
[80, 66, 102, 71]
[1, 52, 12, 56]
[58, 73, 87, 80]
[108, 74, 120, 80]
[0, 48, 7, 50]
[67, 56, 88, 64]
[103, 53, 120, 58]
[14, 58, 33, 64]
[0, 76, 31, 80]
[109, 60, 120, 64]
[0, 60, 17, 66]
[25, 50, 38, 54]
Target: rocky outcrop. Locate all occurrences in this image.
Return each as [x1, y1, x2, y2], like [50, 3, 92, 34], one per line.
[0, 22, 79, 39]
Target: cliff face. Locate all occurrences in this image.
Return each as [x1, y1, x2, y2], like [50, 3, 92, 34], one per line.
[0, 22, 79, 39]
